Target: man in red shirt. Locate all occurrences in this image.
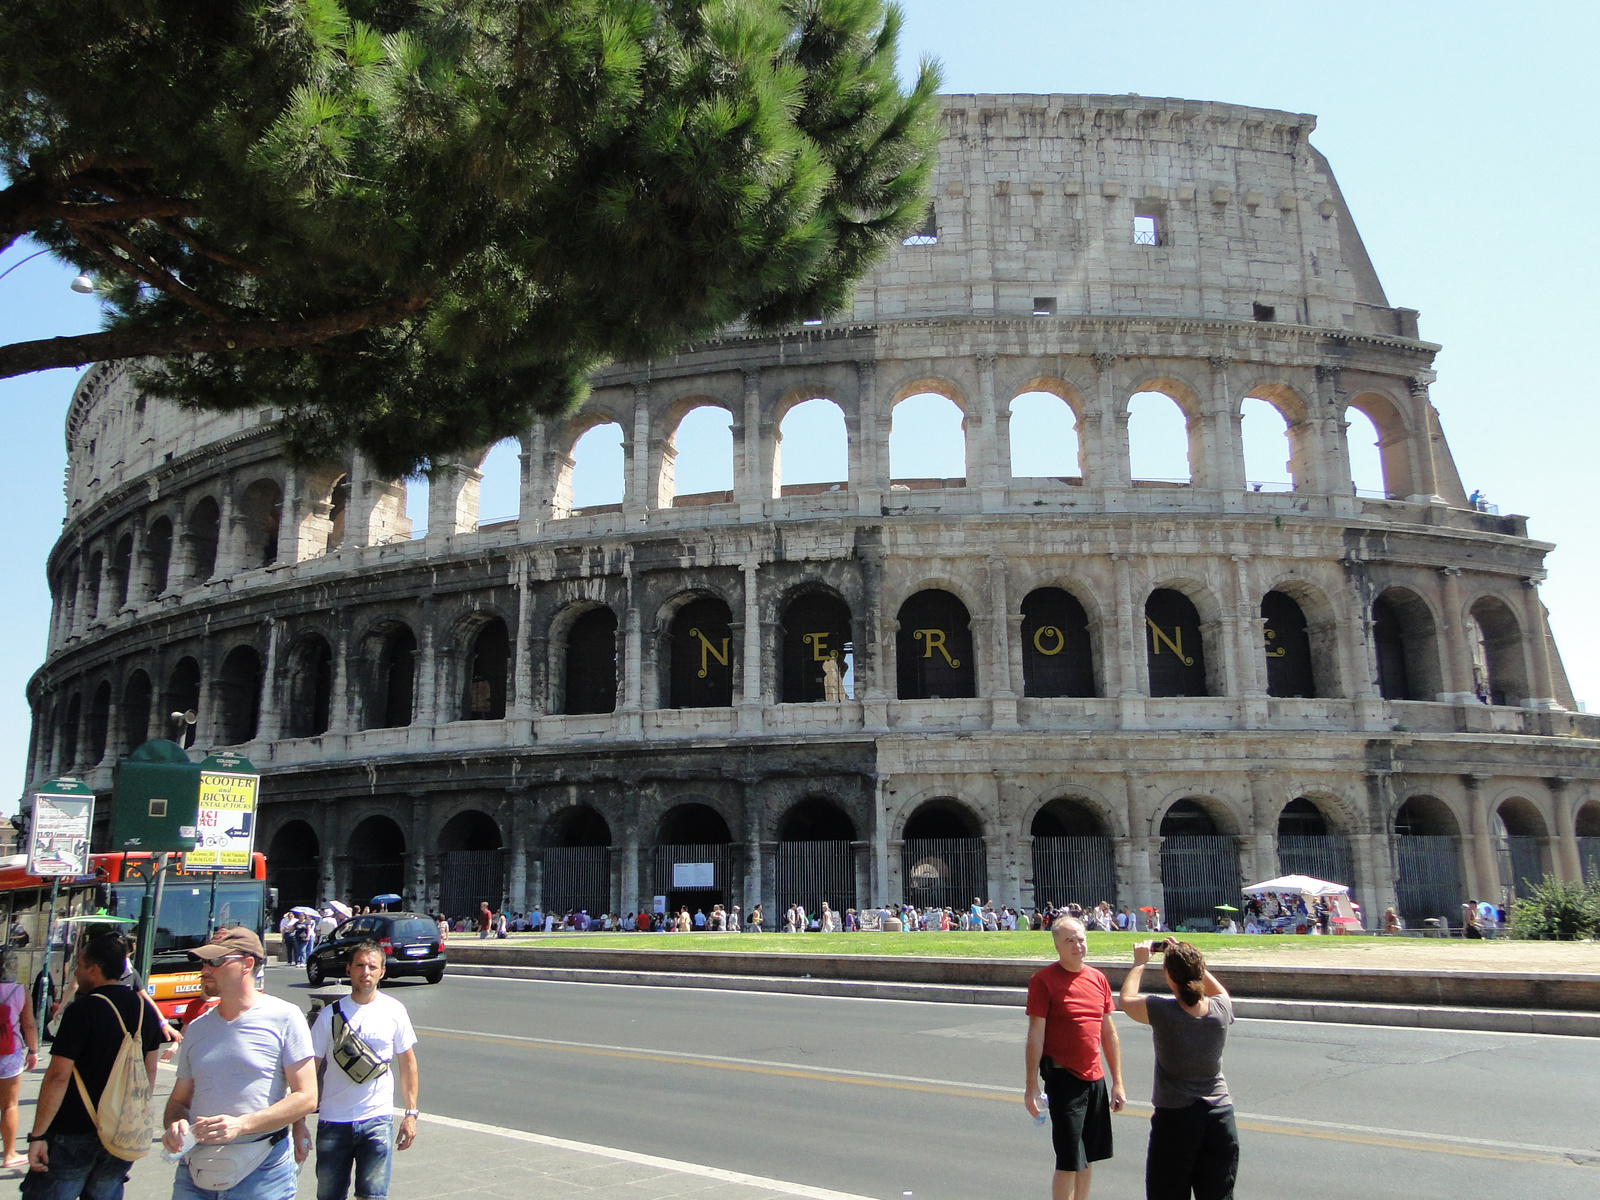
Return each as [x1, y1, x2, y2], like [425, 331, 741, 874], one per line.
[1024, 915, 1125, 1200]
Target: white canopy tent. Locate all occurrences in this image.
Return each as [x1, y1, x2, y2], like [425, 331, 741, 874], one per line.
[1242, 874, 1349, 897]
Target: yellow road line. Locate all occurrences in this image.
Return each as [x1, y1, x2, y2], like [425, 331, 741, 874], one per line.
[417, 1029, 1591, 1169]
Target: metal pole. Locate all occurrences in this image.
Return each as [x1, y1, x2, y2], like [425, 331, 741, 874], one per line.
[36, 877, 60, 1030]
[206, 870, 218, 933]
[138, 853, 170, 986]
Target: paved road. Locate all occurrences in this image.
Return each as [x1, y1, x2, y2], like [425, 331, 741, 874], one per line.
[265, 965, 1598, 1200]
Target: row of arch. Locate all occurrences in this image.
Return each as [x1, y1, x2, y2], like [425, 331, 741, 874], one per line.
[33, 574, 1546, 775]
[264, 791, 1600, 928]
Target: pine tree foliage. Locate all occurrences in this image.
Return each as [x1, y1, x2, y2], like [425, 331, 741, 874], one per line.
[0, 1, 940, 475]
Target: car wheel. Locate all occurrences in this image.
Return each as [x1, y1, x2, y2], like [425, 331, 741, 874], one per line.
[423, 967, 444, 984]
[307, 959, 324, 987]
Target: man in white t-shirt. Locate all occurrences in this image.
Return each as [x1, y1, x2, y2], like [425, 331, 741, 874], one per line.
[302, 941, 419, 1200]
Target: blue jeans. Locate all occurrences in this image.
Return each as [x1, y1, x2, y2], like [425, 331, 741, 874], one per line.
[315, 1116, 393, 1200]
[20, 1131, 133, 1200]
[170, 1136, 295, 1200]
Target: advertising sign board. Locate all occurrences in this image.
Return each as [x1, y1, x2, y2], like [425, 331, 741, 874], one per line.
[183, 752, 259, 873]
[25, 777, 96, 877]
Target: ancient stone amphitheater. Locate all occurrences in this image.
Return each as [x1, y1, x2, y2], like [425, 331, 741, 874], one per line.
[28, 95, 1600, 930]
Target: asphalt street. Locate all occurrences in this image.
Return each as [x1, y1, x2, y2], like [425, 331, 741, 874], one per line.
[268, 964, 1600, 1200]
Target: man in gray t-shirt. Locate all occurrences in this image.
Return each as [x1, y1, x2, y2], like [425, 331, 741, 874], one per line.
[162, 928, 316, 1200]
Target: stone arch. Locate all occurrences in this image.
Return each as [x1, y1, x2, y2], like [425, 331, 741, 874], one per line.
[1143, 586, 1213, 697]
[109, 532, 134, 609]
[664, 593, 735, 709]
[889, 379, 969, 486]
[267, 820, 320, 910]
[1260, 590, 1317, 698]
[1008, 386, 1083, 482]
[215, 644, 263, 745]
[469, 438, 524, 528]
[900, 796, 987, 911]
[774, 797, 858, 920]
[1345, 390, 1417, 499]
[435, 807, 506, 918]
[662, 397, 735, 507]
[1021, 587, 1095, 698]
[1275, 797, 1356, 884]
[357, 621, 417, 730]
[294, 465, 346, 555]
[541, 801, 613, 918]
[236, 478, 283, 569]
[1124, 373, 1205, 487]
[1239, 381, 1316, 494]
[1467, 593, 1528, 706]
[144, 515, 174, 597]
[1031, 797, 1110, 837]
[895, 588, 976, 699]
[652, 801, 735, 917]
[775, 394, 850, 497]
[457, 613, 511, 721]
[188, 495, 221, 582]
[347, 814, 407, 907]
[1394, 793, 1462, 837]
[84, 550, 103, 620]
[1372, 586, 1442, 701]
[1029, 796, 1117, 910]
[1392, 793, 1464, 926]
[656, 803, 733, 845]
[119, 669, 153, 754]
[61, 692, 81, 770]
[1156, 796, 1243, 930]
[164, 656, 201, 748]
[1155, 795, 1242, 837]
[284, 633, 334, 739]
[556, 418, 626, 518]
[780, 587, 854, 703]
[1576, 801, 1600, 883]
[777, 797, 858, 841]
[1496, 796, 1551, 897]
[84, 679, 111, 764]
[1263, 576, 1343, 698]
[547, 805, 612, 848]
[550, 601, 619, 715]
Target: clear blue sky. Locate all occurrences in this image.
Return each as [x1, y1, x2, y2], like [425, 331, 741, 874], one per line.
[3, 1, 1596, 805]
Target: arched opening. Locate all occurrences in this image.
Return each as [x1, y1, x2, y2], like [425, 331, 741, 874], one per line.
[1276, 798, 1353, 884]
[236, 479, 283, 569]
[84, 553, 102, 620]
[1373, 588, 1441, 702]
[1345, 397, 1415, 499]
[1345, 407, 1386, 497]
[1577, 801, 1600, 883]
[890, 392, 967, 486]
[165, 657, 200, 748]
[564, 607, 618, 715]
[475, 439, 522, 527]
[901, 798, 986, 912]
[1158, 799, 1240, 930]
[403, 471, 430, 538]
[668, 596, 734, 709]
[1009, 392, 1081, 482]
[544, 806, 612, 918]
[1021, 587, 1095, 698]
[1496, 798, 1550, 899]
[895, 589, 975, 699]
[669, 405, 734, 506]
[267, 821, 320, 911]
[1468, 597, 1528, 706]
[1127, 391, 1193, 484]
[776, 799, 858, 921]
[654, 803, 734, 917]
[285, 635, 334, 738]
[437, 810, 504, 921]
[1393, 796, 1463, 927]
[61, 694, 81, 769]
[60, 566, 79, 632]
[461, 618, 510, 721]
[780, 592, 854, 703]
[119, 671, 153, 754]
[1030, 799, 1114, 909]
[362, 625, 416, 730]
[1239, 397, 1294, 492]
[348, 816, 407, 908]
[777, 398, 848, 494]
[1145, 589, 1208, 697]
[325, 475, 350, 553]
[1262, 590, 1317, 698]
[565, 421, 625, 515]
[84, 681, 111, 765]
[216, 646, 262, 745]
[110, 534, 133, 609]
[145, 518, 173, 597]
[189, 497, 221, 581]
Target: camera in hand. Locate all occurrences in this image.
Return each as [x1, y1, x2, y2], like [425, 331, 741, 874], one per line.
[1149, 939, 1169, 952]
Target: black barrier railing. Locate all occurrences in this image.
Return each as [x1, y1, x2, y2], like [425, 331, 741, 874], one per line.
[902, 838, 987, 913]
[1031, 837, 1117, 911]
[774, 841, 855, 924]
[1158, 836, 1240, 930]
[1394, 836, 1462, 927]
[543, 846, 611, 918]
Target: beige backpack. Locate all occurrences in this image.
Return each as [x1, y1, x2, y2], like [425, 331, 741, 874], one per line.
[72, 992, 154, 1161]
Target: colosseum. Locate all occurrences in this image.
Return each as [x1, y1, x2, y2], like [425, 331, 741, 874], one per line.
[26, 94, 1600, 931]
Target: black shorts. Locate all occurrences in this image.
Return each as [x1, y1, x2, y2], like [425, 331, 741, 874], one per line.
[1044, 1064, 1113, 1172]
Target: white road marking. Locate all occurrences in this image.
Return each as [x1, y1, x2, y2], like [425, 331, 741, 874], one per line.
[410, 1110, 880, 1200]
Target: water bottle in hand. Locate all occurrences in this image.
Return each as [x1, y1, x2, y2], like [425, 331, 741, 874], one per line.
[162, 1127, 197, 1164]
[1033, 1094, 1049, 1126]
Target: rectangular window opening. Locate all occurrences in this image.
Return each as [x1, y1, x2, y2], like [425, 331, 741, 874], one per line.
[1133, 214, 1158, 246]
[1253, 302, 1276, 322]
[1032, 297, 1056, 316]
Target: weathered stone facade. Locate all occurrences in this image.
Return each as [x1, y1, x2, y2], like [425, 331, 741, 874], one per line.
[26, 95, 1600, 928]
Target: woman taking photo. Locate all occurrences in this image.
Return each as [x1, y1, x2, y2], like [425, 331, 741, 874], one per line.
[1119, 940, 1238, 1200]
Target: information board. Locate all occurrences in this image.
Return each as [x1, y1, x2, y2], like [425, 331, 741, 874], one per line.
[26, 778, 96, 877]
[670, 861, 715, 889]
[183, 752, 259, 873]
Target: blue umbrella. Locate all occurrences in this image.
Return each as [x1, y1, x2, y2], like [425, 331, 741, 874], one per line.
[371, 893, 403, 908]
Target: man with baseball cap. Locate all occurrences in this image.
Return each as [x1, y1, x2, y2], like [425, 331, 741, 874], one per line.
[161, 928, 317, 1200]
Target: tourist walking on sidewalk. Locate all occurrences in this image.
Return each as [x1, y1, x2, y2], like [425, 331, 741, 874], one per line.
[1119, 939, 1238, 1200]
[1, 950, 40, 1169]
[161, 928, 317, 1200]
[299, 940, 419, 1200]
[24, 934, 162, 1200]
[1023, 916, 1125, 1200]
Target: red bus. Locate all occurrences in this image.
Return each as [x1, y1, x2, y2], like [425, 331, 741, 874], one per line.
[0, 851, 268, 1021]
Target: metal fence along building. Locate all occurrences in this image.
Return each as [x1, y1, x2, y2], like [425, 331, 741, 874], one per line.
[26, 95, 1600, 930]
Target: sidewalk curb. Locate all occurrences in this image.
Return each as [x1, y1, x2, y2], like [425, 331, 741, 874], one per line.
[445, 963, 1600, 1036]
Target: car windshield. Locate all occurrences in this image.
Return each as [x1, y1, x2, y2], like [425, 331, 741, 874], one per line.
[110, 880, 264, 958]
[389, 919, 436, 941]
